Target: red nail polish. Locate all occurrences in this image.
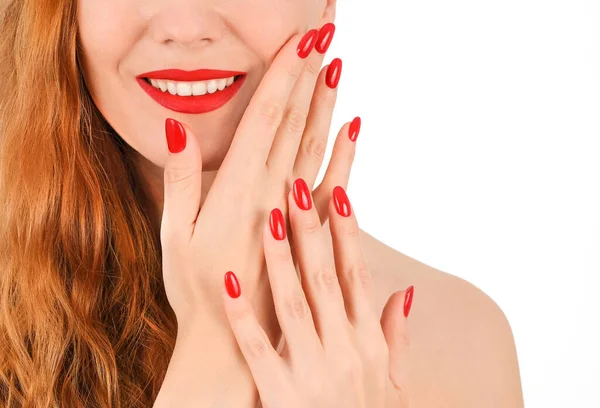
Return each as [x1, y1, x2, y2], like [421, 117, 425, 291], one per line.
[404, 286, 414, 318]
[325, 58, 342, 89]
[349, 117, 361, 142]
[165, 118, 187, 153]
[269, 208, 287, 240]
[316, 23, 336, 54]
[293, 178, 312, 210]
[297, 29, 319, 59]
[332, 186, 352, 217]
[224, 271, 241, 299]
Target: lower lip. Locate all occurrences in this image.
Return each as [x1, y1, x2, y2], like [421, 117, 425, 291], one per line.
[136, 75, 246, 114]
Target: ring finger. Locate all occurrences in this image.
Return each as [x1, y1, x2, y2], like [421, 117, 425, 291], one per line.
[288, 177, 351, 347]
[263, 207, 323, 370]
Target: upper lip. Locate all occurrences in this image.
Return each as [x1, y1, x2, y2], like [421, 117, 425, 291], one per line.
[137, 69, 246, 82]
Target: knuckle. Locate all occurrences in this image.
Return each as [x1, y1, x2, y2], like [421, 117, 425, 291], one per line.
[340, 224, 360, 239]
[284, 291, 310, 322]
[283, 107, 308, 134]
[320, 87, 337, 110]
[346, 262, 373, 291]
[286, 62, 302, 80]
[164, 167, 196, 189]
[299, 217, 321, 235]
[304, 60, 321, 77]
[311, 265, 339, 294]
[302, 137, 327, 162]
[259, 100, 285, 128]
[244, 334, 269, 360]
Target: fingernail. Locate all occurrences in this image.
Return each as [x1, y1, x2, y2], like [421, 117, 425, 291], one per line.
[349, 117, 361, 142]
[315, 22, 336, 54]
[224, 271, 241, 299]
[293, 178, 312, 210]
[165, 118, 186, 153]
[269, 208, 287, 240]
[404, 286, 415, 318]
[326, 58, 342, 89]
[297, 29, 319, 59]
[333, 186, 352, 217]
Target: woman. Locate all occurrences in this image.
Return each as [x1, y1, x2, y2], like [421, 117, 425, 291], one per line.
[0, 0, 524, 407]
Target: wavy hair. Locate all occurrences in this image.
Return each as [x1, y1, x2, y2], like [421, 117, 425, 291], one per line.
[0, 0, 178, 406]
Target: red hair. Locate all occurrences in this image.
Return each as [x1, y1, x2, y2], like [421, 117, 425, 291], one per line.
[0, 1, 177, 406]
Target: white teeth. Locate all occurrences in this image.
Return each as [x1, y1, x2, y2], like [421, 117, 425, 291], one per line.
[146, 75, 238, 96]
[176, 82, 193, 96]
[206, 80, 218, 94]
[192, 81, 207, 96]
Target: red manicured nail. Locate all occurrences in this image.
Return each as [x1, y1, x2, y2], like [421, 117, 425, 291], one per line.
[269, 208, 287, 240]
[332, 186, 352, 217]
[326, 58, 342, 88]
[165, 118, 186, 153]
[316, 23, 336, 54]
[293, 178, 312, 210]
[297, 29, 319, 59]
[349, 117, 361, 142]
[404, 286, 414, 318]
[224, 271, 241, 299]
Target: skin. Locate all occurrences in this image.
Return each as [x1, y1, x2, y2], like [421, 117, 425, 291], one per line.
[78, 0, 524, 406]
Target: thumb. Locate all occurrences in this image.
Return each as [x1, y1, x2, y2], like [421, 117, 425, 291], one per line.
[380, 286, 414, 399]
[161, 118, 203, 244]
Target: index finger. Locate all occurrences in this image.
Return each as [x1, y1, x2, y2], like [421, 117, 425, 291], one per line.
[221, 29, 319, 175]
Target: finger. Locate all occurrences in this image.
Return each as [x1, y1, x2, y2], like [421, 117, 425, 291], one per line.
[222, 29, 319, 178]
[380, 287, 414, 405]
[288, 177, 350, 345]
[222, 271, 291, 405]
[263, 208, 323, 371]
[312, 116, 360, 224]
[161, 118, 202, 245]
[293, 57, 342, 189]
[327, 185, 378, 327]
[266, 23, 336, 178]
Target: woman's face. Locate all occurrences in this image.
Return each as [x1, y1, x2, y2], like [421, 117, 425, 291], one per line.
[78, 0, 332, 171]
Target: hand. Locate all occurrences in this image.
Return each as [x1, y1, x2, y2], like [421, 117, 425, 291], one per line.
[223, 181, 414, 408]
[161, 24, 348, 331]
[154, 23, 360, 407]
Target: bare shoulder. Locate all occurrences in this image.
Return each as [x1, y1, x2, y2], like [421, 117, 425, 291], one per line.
[326, 223, 524, 407]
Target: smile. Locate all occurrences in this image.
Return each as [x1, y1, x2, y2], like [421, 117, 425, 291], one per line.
[136, 69, 247, 114]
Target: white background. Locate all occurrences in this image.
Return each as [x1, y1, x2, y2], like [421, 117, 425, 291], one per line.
[320, 1, 600, 407]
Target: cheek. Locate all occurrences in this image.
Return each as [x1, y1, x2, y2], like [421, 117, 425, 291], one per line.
[223, 0, 314, 63]
[78, 0, 143, 79]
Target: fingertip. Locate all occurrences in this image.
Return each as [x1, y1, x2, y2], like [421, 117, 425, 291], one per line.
[165, 117, 187, 154]
[268, 207, 287, 241]
[404, 285, 415, 318]
[349, 116, 361, 142]
[224, 270, 241, 299]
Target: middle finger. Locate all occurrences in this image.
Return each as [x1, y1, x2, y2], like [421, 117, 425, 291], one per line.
[265, 23, 335, 179]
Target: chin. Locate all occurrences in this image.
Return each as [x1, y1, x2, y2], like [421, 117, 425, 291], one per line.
[198, 136, 235, 172]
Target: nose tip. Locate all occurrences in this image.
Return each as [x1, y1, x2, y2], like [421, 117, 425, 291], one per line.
[148, 7, 224, 49]
[165, 36, 212, 49]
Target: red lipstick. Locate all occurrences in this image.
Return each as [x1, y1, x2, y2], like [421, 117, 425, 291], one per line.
[136, 69, 247, 114]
